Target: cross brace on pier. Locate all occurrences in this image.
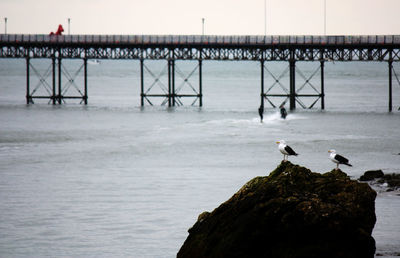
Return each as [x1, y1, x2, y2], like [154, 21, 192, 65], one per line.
[260, 59, 325, 111]
[140, 58, 203, 107]
[25, 55, 88, 105]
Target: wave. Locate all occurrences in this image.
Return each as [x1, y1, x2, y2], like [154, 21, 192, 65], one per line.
[189, 112, 308, 127]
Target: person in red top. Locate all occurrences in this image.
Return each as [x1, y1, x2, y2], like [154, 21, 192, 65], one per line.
[50, 25, 64, 36]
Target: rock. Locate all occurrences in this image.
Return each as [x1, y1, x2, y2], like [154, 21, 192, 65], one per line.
[381, 173, 400, 188]
[178, 161, 377, 258]
[362, 170, 400, 192]
[359, 170, 384, 181]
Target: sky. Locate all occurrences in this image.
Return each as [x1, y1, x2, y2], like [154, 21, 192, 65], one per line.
[1, 0, 400, 35]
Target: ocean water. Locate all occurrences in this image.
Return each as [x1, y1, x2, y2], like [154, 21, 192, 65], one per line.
[0, 58, 399, 257]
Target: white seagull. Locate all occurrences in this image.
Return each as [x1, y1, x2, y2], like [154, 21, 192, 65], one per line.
[276, 140, 298, 161]
[328, 149, 352, 170]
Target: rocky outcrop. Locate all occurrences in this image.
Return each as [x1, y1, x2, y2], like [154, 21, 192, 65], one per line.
[359, 170, 400, 192]
[359, 170, 384, 181]
[178, 161, 377, 258]
[380, 173, 400, 188]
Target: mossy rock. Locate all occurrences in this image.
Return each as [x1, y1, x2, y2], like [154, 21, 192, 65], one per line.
[178, 161, 377, 258]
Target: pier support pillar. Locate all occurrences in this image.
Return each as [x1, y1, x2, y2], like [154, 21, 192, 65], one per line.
[168, 59, 171, 107]
[199, 59, 203, 107]
[140, 59, 144, 107]
[320, 61, 325, 110]
[168, 59, 175, 107]
[83, 58, 88, 105]
[260, 60, 265, 110]
[289, 60, 296, 110]
[26, 57, 32, 104]
[52, 57, 56, 104]
[172, 59, 175, 106]
[389, 60, 393, 112]
[58, 56, 62, 104]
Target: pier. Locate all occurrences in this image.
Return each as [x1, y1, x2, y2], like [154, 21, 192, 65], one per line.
[1, 34, 400, 111]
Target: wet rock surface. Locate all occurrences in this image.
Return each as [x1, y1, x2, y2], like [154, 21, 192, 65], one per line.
[359, 170, 400, 193]
[359, 170, 384, 181]
[178, 161, 377, 258]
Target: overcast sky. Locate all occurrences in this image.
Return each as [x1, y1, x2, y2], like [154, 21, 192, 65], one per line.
[1, 0, 400, 35]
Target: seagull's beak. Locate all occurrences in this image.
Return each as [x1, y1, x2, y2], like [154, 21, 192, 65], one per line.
[328, 150, 331, 153]
[276, 141, 280, 144]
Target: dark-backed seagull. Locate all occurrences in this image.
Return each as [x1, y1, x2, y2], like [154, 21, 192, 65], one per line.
[276, 140, 298, 161]
[328, 149, 352, 170]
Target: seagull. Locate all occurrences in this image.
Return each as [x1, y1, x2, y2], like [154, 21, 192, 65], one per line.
[328, 149, 352, 170]
[276, 140, 298, 161]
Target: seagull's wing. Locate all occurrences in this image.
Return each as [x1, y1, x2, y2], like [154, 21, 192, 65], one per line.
[334, 154, 349, 164]
[284, 145, 298, 156]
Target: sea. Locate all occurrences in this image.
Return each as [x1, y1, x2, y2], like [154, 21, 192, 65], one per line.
[0, 58, 399, 257]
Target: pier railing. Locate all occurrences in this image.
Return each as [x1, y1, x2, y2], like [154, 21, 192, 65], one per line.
[2, 34, 400, 48]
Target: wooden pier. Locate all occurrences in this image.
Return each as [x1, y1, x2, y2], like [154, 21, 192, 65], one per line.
[1, 34, 400, 111]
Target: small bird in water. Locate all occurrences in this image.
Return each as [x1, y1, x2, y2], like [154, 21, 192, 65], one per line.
[328, 149, 352, 170]
[276, 140, 298, 161]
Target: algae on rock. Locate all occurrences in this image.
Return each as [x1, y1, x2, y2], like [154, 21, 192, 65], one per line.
[178, 161, 377, 258]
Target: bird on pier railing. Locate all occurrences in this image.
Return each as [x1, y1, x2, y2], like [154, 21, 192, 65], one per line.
[328, 149, 352, 170]
[49, 25, 64, 36]
[276, 140, 298, 161]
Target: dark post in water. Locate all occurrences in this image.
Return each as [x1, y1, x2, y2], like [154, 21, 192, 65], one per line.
[199, 59, 203, 107]
[388, 59, 393, 112]
[320, 60, 325, 110]
[52, 57, 56, 105]
[26, 57, 30, 104]
[84, 58, 88, 105]
[140, 59, 144, 106]
[58, 55, 62, 104]
[289, 59, 296, 110]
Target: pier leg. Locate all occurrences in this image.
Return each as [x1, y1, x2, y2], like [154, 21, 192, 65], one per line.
[172, 59, 175, 106]
[389, 60, 393, 112]
[260, 60, 265, 109]
[199, 59, 203, 107]
[52, 57, 56, 104]
[320, 61, 325, 110]
[58, 57, 62, 104]
[168, 60, 172, 107]
[167, 59, 175, 107]
[84, 58, 88, 105]
[26, 57, 32, 104]
[140, 59, 144, 106]
[289, 60, 296, 110]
